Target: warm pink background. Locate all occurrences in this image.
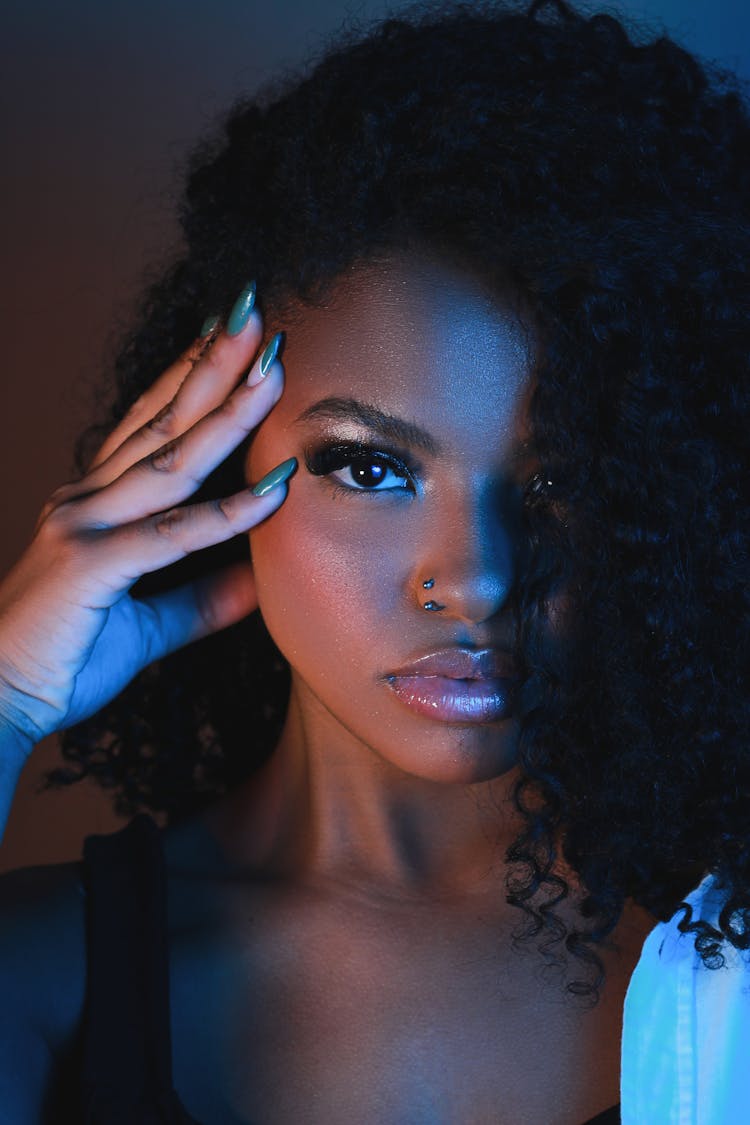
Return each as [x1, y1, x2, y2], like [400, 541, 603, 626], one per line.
[1, 0, 745, 873]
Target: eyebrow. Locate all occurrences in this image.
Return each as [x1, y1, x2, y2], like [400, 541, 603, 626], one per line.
[293, 397, 444, 457]
[293, 395, 535, 467]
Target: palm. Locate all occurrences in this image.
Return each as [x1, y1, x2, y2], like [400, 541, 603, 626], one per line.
[59, 595, 158, 730]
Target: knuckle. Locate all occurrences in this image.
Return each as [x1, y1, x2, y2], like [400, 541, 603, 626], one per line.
[149, 438, 183, 473]
[49, 481, 73, 503]
[214, 495, 238, 524]
[35, 505, 88, 561]
[189, 333, 217, 366]
[36, 492, 79, 535]
[37, 486, 71, 525]
[152, 506, 189, 538]
[144, 400, 179, 441]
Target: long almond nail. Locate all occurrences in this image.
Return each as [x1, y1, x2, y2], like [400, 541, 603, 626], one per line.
[199, 315, 221, 338]
[226, 281, 257, 337]
[251, 456, 297, 496]
[260, 332, 283, 376]
[248, 332, 284, 386]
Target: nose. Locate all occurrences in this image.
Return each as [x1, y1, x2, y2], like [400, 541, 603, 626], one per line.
[410, 482, 521, 626]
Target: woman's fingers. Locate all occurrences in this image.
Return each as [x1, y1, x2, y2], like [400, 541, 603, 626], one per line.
[134, 558, 261, 666]
[71, 473, 294, 596]
[69, 343, 285, 529]
[0, 285, 292, 748]
[87, 334, 208, 471]
[80, 307, 265, 490]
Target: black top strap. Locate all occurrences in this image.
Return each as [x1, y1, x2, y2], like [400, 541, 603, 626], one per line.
[80, 813, 199, 1124]
[583, 1103, 621, 1123]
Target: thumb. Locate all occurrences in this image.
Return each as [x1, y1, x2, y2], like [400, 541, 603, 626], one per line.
[136, 559, 260, 664]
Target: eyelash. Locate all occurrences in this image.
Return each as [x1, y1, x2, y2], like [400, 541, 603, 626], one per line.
[303, 439, 557, 506]
[304, 440, 418, 497]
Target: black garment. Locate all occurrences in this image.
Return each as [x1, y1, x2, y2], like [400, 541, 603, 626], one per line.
[81, 814, 197, 1123]
[80, 814, 621, 1124]
[583, 1107, 621, 1125]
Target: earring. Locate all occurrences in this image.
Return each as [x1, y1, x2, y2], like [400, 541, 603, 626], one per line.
[422, 578, 446, 612]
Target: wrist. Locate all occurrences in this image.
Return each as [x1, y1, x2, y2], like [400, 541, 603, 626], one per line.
[0, 718, 35, 846]
[0, 698, 41, 767]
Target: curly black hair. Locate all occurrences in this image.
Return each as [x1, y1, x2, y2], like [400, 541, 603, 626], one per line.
[41, 0, 750, 997]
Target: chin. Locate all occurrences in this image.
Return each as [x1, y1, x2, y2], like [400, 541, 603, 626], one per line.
[374, 719, 522, 786]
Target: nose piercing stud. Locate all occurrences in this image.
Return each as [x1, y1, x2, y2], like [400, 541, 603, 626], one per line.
[422, 577, 446, 612]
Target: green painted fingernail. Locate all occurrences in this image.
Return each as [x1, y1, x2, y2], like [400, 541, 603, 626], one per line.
[199, 314, 221, 338]
[226, 280, 257, 336]
[251, 456, 297, 496]
[259, 331, 284, 377]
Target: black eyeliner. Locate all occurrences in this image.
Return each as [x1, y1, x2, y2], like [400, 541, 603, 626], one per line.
[302, 437, 420, 493]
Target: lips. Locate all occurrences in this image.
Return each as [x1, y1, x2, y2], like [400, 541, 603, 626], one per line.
[384, 648, 521, 724]
[387, 647, 521, 681]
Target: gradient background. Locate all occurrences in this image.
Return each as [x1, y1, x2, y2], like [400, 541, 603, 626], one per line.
[1, 0, 747, 873]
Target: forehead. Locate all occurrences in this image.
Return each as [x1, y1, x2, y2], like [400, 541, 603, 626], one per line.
[276, 249, 538, 458]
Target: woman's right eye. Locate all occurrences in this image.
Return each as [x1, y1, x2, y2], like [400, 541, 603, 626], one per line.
[304, 440, 418, 496]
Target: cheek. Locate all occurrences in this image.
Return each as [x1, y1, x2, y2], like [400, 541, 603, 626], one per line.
[248, 487, 404, 671]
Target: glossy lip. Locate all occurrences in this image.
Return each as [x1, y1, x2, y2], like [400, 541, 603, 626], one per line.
[386, 647, 521, 681]
[383, 647, 521, 724]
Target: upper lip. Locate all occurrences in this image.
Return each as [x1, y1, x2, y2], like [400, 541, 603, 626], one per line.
[388, 648, 521, 680]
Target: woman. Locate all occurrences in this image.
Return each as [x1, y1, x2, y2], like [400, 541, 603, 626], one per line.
[0, 0, 747, 1120]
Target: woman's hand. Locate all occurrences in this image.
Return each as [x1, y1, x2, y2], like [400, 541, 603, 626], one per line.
[0, 288, 293, 757]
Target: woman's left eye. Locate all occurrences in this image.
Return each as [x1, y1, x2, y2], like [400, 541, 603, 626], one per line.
[304, 441, 416, 495]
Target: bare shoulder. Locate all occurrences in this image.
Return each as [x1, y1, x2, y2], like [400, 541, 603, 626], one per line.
[0, 857, 87, 1122]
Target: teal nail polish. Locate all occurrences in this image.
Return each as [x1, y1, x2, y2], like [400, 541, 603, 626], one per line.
[251, 456, 297, 497]
[226, 281, 257, 337]
[199, 314, 221, 338]
[259, 331, 284, 377]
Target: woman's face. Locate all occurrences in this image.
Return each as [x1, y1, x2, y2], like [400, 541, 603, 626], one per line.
[246, 248, 540, 785]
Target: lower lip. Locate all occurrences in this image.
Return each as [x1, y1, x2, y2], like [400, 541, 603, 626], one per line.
[385, 675, 518, 724]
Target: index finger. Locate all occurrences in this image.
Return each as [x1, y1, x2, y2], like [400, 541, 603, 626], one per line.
[87, 325, 219, 472]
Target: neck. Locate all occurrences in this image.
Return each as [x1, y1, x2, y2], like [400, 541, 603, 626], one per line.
[201, 679, 526, 904]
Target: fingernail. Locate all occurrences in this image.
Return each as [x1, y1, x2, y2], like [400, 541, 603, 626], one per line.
[251, 330, 287, 389]
[258, 330, 281, 380]
[226, 281, 257, 337]
[251, 456, 298, 497]
[199, 314, 221, 338]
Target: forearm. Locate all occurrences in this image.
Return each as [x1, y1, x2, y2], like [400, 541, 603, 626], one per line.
[0, 722, 34, 846]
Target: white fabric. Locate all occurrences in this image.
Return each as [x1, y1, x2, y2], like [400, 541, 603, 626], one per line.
[621, 875, 750, 1123]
